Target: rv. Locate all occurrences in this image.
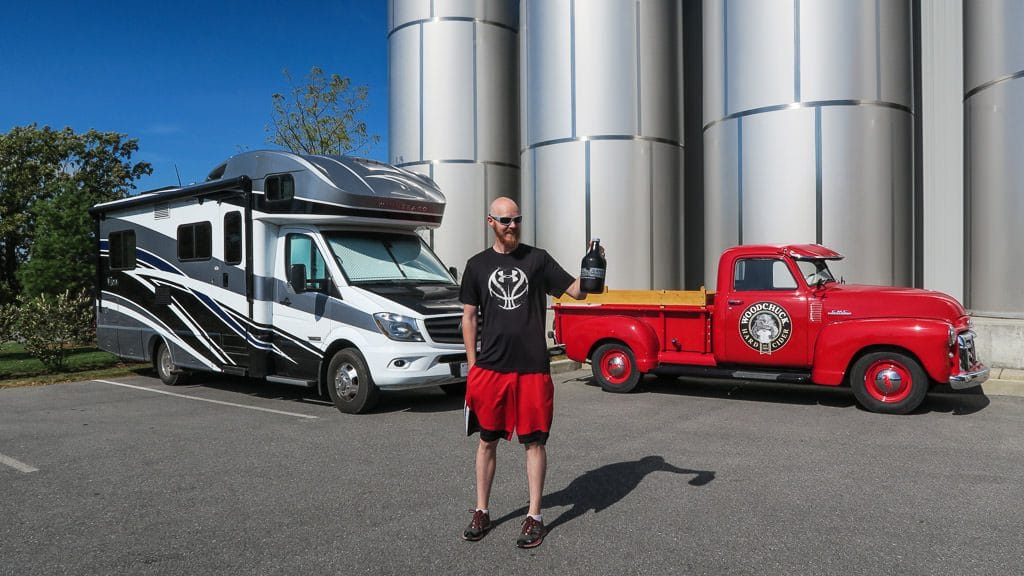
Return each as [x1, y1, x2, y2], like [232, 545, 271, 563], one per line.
[90, 150, 467, 414]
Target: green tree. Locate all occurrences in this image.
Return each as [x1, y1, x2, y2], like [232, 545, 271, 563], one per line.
[267, 66, 380, 156]
[17, 180, 95, 297]
[0, 125, 69, 301]
[0, 125, 151, 300]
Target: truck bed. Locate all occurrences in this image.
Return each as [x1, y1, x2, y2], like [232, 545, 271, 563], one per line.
[553, 288, 714, 308]
[553, 289, 716, 358]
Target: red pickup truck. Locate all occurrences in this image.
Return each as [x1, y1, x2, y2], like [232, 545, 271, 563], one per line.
[553, 244, 989, 414]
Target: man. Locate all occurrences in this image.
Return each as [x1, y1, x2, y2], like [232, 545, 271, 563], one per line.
[459, 196, 594, 548]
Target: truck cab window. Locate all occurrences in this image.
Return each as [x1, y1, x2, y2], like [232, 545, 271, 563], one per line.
[224, 211, 242, 265]
[795, 259, 837, 285]
[177, 222, 212, 261]
[733, 258, 797, 291]
[109, 230, 137, 270]
[287, 234, 328, 292]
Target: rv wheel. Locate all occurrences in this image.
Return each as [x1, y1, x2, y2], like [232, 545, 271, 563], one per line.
[327, 348, 379, 414]
[154, 342, 186, 386]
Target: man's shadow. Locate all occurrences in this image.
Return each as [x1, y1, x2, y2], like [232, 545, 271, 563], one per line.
[492, 455, 714, 532]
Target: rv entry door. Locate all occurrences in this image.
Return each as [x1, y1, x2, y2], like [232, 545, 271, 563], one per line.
[273, 230, 335, 381]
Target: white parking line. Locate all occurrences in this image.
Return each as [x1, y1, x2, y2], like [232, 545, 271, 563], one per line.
[92, 380, 319, 419]
[0, 453, 38, 473]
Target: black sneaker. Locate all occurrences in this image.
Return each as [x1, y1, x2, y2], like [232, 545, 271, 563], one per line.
[516, 516, 546, 548]
[462, 509, 491, 541]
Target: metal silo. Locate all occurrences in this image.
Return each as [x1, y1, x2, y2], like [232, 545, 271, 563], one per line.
[702, 0, 913, 288]
[388, 0, 520, 273]
[520, 0, 685, 290]
[964, 0, 1024, 315]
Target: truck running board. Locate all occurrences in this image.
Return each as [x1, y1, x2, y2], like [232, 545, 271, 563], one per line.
[651, 365, 812, 384]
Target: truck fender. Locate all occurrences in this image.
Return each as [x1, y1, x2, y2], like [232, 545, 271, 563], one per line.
[811, 318, 952, 385]
[563, 315, 661, 373]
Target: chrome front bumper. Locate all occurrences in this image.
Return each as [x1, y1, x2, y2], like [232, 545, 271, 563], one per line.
[949, 365, 990, 389]
[949, 330, 989, 389]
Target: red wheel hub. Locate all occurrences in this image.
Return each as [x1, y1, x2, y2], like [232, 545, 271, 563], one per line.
[863, 359, 912, 403]
[600, 350, 632, 385]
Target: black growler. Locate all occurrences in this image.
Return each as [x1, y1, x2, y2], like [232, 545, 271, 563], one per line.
[580, 238, 606, 293]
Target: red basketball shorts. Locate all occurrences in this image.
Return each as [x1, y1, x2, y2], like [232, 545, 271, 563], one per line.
[464, 366, 554, 444]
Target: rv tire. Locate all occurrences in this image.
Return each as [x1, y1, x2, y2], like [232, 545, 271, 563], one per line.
[154, 342, 187, 386]
[327, 348, 379, 414]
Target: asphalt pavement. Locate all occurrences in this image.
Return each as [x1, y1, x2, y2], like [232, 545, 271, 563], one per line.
[2, 369, 1022, 576]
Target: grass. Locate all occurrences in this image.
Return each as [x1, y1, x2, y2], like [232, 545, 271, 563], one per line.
[0, 342, 148, 389]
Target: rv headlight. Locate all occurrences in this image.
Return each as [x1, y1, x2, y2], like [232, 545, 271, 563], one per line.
[373, 312, 424, 342]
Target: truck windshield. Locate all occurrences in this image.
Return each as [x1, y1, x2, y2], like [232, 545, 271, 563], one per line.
[795, 259, 836, 286]
[323, 231, 455, 285]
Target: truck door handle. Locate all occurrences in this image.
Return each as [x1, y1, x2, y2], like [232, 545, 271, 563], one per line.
[280, 298, 291, 306]
[728, 299, 743, 305]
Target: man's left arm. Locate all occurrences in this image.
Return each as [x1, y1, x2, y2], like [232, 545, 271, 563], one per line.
[549, 243, 604, 300]
[544, 252, 586, 300]
[563, 277, 585, 300]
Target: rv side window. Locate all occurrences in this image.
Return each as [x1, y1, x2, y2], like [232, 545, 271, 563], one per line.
[109, 230, 136, 270]
[224, 212, 242, 265]
[286, 234, 328, 292]
[266, 174, 295, 202]
[177, 222, 212, 261]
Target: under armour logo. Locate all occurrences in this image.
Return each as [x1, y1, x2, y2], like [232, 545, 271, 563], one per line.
[495, 269, 520, 283]
[488, 266, 528, 310]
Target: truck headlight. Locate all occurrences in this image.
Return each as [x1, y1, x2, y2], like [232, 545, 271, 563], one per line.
[948, 325, 956, 348]
[373, 312, 424, 342]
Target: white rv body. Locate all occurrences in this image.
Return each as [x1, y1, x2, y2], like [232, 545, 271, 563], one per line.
[91, 150, 467, 413]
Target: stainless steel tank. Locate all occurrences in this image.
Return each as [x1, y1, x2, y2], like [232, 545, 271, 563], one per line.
[520, 0, 685, 290]
[964, 0, 1024, 314]
[388, 0, 520, 273]
[702, 0, 913, 288]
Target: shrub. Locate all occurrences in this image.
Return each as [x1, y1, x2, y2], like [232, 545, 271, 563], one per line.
[0, 302, 14, 348]
[11, 290, 93, 372]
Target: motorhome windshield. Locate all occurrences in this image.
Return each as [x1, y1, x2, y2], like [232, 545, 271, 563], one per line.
[795, 259, 837, 286]
[324, 231, 455, 285]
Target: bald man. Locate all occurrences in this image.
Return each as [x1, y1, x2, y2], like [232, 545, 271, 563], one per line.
[459, 197, 593, 548]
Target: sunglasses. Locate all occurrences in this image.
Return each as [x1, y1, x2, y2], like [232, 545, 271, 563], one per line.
[489, 214, 523, 226]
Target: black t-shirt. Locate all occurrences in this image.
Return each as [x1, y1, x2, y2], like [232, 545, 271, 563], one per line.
[460, 244, 575, 374]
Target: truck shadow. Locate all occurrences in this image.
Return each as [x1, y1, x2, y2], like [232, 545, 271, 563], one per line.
[490, 455, 714, 534]
[580, 375, 990, 416]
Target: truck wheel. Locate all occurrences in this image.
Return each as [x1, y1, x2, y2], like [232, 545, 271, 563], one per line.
[154, 341, 186, 386]
[592, 343, 641, 393]
[850, 351, 929, 414]
[326, 348, 379, 414]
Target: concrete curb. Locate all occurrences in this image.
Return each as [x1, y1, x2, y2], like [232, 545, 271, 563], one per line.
[551, 359, 1024, 398]
[981, 368, 1024, 397]
[550, 358, 582, 375]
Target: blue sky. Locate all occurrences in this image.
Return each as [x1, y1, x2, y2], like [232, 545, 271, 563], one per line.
[1, 0, 389, 192]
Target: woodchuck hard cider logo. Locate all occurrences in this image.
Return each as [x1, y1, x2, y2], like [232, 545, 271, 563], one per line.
[739, 302, 792, 355]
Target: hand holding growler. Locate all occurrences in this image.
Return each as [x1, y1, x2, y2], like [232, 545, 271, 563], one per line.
[580, 238, 606, 293]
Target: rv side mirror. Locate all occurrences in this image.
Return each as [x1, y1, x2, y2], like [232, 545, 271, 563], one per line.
[289, 264, 307, 294]
[448, 266, 458, 281]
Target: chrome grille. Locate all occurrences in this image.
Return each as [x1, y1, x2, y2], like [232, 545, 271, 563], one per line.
[424, 315, 463, 344]
[957, 330, 979, 372]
